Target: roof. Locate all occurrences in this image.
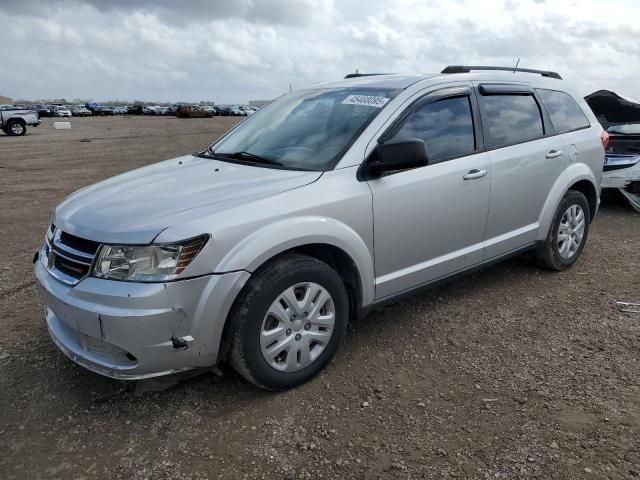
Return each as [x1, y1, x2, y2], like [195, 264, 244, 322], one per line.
[310, 74, 437, 90]
[311, 68, 571, 92]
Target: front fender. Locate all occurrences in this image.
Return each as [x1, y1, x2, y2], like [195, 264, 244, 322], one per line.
[215, 216, 375, 306]
[536, 163, 599, 242]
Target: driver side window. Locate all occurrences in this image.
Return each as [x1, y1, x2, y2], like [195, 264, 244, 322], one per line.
[392, 95, 476, 164]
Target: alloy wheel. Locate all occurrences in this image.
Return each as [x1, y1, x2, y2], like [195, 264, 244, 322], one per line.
[557, 204, 585, 259]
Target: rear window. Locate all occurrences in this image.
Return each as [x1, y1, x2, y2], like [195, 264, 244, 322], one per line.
[537, 89, 590, 133]
[482, 94, 544, 147]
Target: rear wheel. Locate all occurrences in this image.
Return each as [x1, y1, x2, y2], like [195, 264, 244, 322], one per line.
[228, 254, 349, 390]
[6, 120, 26, 136]
[537, 190, 590, 270]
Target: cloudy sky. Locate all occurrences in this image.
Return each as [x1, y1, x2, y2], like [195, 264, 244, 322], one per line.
[1, 0, 639, 103]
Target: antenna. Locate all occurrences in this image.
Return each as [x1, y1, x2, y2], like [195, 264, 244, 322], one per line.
[512, 58, 520, 74]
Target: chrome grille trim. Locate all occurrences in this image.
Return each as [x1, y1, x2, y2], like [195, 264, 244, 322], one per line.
[45, 227, 100, 285]
[47, 237, 94, 264]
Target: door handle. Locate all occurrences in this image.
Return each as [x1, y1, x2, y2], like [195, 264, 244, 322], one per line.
[546, 150, 563, 159]
[463, 169, 488, 180]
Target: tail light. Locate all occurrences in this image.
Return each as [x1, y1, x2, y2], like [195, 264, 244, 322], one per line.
[601, 131, 609, 149]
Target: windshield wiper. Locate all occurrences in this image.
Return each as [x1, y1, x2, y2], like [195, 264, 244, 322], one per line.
[217, 151, 284, 166]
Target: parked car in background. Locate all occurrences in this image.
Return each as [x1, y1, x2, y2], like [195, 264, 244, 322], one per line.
[53, 106, 72, 117]
[70, 106, 92, 117]
[239, 106, 255, 115]
[230, 105, 245, 116]
[216, 105, 231, 116]
[126, 105, 144, 115]
[176, 105, 212, 118]
[94, 106, 115, 116]
[35, 66, 604, 390]
[33, 105, 54, 117]
[1, 105, 40, 135]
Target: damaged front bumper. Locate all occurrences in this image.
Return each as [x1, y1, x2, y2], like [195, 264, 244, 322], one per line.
[602, 154, 640, 212]
[35, 260, 249, 380]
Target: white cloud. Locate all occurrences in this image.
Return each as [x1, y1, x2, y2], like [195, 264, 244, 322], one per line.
[0, 0, 639, 103]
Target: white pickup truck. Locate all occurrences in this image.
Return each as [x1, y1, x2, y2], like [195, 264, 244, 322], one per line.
[0, 106, 41, 136]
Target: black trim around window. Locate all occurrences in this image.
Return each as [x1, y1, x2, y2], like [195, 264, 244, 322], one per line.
[474, 85, 556, 150]
[377, 85, 483, 160]
[359, 82, 596, 181]
[535, 87, 591, 135]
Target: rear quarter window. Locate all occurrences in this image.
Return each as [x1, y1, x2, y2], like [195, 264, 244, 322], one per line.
[537, 89, 590, 133]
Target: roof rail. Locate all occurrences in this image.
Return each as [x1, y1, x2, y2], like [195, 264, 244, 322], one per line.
[441, 65, 562, 80]
[344, 73, 392, 79]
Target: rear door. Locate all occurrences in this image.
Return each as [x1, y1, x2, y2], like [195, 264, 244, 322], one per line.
[368, 85, 492, 299]
[475, 83, 568, 259]
[536, 88, 603, 187]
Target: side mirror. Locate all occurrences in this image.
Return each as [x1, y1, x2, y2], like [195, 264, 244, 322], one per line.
[367, 138, 428, 177]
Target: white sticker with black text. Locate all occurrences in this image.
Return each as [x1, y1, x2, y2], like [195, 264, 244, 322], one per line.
[341, 95, 390, 108]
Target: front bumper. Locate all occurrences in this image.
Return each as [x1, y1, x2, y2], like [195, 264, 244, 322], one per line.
[35, 260, 249, 380]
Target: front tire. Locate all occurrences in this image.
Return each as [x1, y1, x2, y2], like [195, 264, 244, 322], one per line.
[537, 190, 590, 271]
[228, 254, 349, 390]
[6, 120, 26, 136]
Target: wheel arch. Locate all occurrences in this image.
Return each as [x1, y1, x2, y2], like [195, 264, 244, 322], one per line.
[568, 179, 598, 221]
[7, 117, 26, 126]
[537, 165, 599, 242]
[214, 219, 374, 364]
[215, 216, 375, 308]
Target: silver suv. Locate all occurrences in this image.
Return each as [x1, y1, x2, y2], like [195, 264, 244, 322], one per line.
[35, 66, 605, 390]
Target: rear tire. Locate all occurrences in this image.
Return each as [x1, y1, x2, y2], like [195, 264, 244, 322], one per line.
[537, 190, 590, 271]
[6, 120, 26, 136]
[228, 254, 349, 390]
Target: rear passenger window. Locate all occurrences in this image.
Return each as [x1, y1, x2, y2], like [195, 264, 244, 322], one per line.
[537, 89, 590, 133]
[393, 96, 476, 163]
[482, 94, 544, 147]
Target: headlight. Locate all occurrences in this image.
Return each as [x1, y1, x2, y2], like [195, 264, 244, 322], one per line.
[93, 235, 208, 282]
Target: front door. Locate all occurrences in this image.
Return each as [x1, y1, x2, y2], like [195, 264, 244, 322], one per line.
[367, 87, 491, 299]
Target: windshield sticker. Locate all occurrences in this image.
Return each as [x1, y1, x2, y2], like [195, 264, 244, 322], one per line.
[341, 95, 390, 108]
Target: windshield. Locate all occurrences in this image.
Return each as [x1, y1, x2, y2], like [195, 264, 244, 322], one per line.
[209, 87, 399, 170]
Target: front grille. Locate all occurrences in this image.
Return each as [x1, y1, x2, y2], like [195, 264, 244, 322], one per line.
[54, 256, 91, 278]
[59, 231, 101, 255]
[46, 226, 100, 284]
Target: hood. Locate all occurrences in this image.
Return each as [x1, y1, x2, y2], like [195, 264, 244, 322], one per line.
[585, 90, 640, 129]
[55, 155, 322, 244]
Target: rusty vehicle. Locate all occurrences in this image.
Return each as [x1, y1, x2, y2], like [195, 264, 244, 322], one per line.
[176, 105, 213, 118]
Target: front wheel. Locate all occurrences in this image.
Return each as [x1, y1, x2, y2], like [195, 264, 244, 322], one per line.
[228, 254, 349, 390]
[6, 120, 26, 136]
[537, 190, 590, 271]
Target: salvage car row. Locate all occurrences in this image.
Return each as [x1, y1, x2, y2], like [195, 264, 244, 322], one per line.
[5, 103, 258, 117]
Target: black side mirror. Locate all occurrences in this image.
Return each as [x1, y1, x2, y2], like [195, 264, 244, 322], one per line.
[366, 138, 428, 177]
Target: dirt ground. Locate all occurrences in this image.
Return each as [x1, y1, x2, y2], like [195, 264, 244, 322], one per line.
[1, 116, 639, 480]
